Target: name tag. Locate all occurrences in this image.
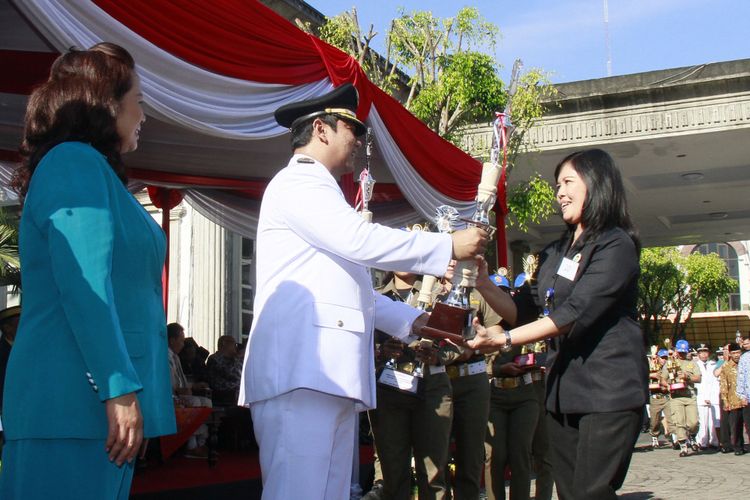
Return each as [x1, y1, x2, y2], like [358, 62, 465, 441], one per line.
[522, 373, 533, 385]
[378, 367, 419, 394]
[557, 257, 579, 281]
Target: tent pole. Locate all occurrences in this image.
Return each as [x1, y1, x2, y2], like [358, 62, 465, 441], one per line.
[161, 189, 171, 313]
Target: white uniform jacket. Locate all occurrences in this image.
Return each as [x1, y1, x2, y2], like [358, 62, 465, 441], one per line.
[695, 359, 720, 405]
[239, 155, 453, 411]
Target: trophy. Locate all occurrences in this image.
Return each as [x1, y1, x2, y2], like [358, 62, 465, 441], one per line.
[648, 345, 661, 390]
[420, 206, 478, 343]
[663, 339, 685, 391]
[419, 162, 504, 343]
[356, 127, 376, 222]
[515, 344, 536, 367]
[419, 63, 524, 344]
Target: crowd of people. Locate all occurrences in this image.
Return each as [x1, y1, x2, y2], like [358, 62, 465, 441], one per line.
[646, 338, 750, 458]
[0, 39, 744, 500]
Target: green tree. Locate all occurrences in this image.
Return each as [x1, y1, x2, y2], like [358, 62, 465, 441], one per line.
[388, 7, 503, 141]
[638, 247, 737, 344]
[315, 6, 557, 230]
[671, 252, 737, 336]
[638, 247, 682, 345]
[505, 173, 556, 232]
[316, 8, 399, 93]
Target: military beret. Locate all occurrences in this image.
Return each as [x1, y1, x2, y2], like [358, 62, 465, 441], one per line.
[274, 83, 367, 137]
[0, 305, 20, 323]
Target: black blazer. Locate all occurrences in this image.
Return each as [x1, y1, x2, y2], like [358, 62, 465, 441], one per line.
[516, 227, 648, 414]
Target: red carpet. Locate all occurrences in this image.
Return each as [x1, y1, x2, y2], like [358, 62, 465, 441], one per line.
[131, 451, 261, 495]
[129, 445, 374, 499]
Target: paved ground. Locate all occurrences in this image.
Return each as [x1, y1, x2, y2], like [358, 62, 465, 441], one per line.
[614, 433, 749, 499]
[529, 433, 750, 500]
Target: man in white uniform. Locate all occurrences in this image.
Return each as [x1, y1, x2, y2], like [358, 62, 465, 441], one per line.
[694, 343, 720, 448]
[239, 83, 488, 499]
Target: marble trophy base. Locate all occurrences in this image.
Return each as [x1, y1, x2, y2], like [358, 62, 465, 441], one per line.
[420, 302, 470, 344]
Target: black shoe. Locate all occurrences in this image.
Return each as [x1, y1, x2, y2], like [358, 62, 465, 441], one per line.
[735, 449, 746, 456]
[721, 447, 733, 454]
[672, 441, 680, 450]
[362, 482, 384, 500]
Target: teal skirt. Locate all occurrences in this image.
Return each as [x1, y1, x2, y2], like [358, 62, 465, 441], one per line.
[0, 438, 134, 500]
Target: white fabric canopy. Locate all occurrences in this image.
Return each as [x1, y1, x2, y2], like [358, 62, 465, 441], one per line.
[11, 0, 478, 236]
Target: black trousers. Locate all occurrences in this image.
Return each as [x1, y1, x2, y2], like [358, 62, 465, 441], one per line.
[719, 407, 730, 449]
[546, 409, 641, 500]
[727, 408, 745, 451]
[743, 406, 750, 443]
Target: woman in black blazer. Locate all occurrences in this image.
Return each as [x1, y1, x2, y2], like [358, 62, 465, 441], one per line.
[469, 149, 648, 500]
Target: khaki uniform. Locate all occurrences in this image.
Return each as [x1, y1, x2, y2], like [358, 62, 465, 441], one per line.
[484, 347, 541, 500]
[648, 393, 671, 437]
[648, 361, 672, 439]
[369, 280, 453, 500]
[661, 358, 700, 442]
[441, 290, 498, 500]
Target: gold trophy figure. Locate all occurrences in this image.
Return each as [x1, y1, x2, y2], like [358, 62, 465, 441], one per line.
[663, 339, 685, 391]
[648, 345, 661, 391]
[515, 344, 536, 367]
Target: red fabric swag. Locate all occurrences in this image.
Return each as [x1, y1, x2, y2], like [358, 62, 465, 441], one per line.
[92, 0, 484, 202]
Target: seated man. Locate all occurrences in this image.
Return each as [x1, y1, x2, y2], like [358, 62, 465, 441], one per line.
[180, 337, 210, 386]
[168, 322, 212, 458]
[206, 335, 242, 405]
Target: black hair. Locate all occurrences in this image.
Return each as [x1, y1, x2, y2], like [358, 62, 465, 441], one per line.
[14, 42, 136, 198]
[290, 114, 339, 150]
[554, 148, 640, 253]
[167, 322, 184, 340]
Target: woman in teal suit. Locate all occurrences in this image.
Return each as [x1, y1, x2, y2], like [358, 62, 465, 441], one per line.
[0, 43, 175, 499]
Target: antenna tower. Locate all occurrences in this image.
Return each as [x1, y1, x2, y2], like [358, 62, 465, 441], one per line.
[604, 0, 612, 76]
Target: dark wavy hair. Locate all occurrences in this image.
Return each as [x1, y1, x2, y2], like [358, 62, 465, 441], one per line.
[12, 42, 136, 198]
[554, 148, 641, 253]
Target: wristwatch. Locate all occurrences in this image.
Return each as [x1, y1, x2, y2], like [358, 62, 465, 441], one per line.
[500, 329, 513, 352]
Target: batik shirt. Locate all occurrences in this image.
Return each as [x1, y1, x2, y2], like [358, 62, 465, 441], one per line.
[735, 351, 750, 402]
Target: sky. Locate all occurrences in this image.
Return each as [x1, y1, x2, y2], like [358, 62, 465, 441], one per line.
[310, 0, 750, 84]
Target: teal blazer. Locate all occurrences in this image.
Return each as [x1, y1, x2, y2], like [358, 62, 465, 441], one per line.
[3, 142, 176, 439]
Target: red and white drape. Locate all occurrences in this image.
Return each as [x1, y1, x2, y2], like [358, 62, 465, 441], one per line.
[12, 0, 505, 248]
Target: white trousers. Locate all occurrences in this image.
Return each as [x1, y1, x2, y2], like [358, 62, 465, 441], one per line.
[251, 389, 357, 500]
[696, 404, 719, 447]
